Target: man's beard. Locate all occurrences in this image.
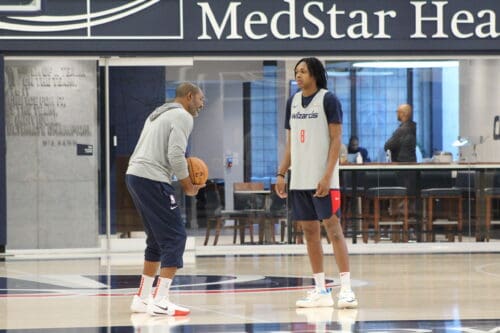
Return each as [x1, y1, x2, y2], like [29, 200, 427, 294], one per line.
[188, 107, 200, 117]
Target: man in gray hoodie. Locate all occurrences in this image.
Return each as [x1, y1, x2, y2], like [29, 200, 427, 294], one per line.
[126, 82, 205, 317]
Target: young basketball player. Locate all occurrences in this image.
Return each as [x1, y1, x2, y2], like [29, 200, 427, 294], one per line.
[126, 82, 205, 316]
[276, 57, 358, 309]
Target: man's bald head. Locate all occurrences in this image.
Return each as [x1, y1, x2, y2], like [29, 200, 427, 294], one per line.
[175, 82, 201, 98]
[174, 82, 205, 117]
[397, 104, 413, 122]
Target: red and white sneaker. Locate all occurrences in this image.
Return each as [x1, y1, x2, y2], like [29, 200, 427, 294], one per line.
[147, 296, 190, 317]
[130, 295, 148, 313]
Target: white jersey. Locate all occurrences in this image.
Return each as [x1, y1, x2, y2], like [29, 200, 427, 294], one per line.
[289, 89, 340, 190]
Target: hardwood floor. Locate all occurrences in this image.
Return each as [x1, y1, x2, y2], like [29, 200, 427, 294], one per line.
[1, 250, 499, 332]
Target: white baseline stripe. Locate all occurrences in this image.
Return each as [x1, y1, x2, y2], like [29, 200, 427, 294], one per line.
[9, 0, 155, 23]
[0, 0, 159, 32]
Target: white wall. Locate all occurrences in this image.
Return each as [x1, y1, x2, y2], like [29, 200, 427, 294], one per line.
[459, 59, 500, 162]
[5, 60, 99, 249]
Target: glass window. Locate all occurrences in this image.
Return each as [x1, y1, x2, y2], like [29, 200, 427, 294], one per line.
[326, 61, 459, 162]
[249, 62, 278, 187]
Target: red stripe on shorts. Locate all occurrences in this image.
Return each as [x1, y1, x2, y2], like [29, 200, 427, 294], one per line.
[330, 189, 341, 214]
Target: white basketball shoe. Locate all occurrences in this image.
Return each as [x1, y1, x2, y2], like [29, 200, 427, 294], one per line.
[296, 288, 334, 308]
[337, 289, 358, 309]
[130, 295, 148, 313]
[147, 296, 190, 317]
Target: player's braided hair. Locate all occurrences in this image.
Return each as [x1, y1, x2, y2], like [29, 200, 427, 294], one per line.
[294, 57, 328, 90]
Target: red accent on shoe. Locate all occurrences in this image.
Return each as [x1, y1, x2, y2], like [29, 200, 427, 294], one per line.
[174, 309, 190, 316]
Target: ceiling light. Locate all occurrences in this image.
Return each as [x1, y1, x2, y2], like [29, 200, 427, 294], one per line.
[352, 61, 459, 69]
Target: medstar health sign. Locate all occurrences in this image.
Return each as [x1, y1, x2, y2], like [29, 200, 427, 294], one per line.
[0, 0, 498, 53]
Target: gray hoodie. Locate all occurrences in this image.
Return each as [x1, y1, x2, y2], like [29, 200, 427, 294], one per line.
[126, 102, 193, 184]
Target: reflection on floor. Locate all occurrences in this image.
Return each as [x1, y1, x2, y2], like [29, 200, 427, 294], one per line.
[2, 318, 500, 332]
[1, 252, 500, 332]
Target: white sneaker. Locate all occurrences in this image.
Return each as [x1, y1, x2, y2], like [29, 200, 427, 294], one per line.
[296, 288, 334, 308]
[130, 295, 148, 313]
[337, 290, 358, 309]
[147, 296, 190, 317]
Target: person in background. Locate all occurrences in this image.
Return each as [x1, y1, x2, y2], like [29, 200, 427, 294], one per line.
[384, 103, 417, 216]
[276, 57, 358, 309]
[126, 82, 205, 317]
[384, 104, 417, 162]
[347, 136, 370, 162]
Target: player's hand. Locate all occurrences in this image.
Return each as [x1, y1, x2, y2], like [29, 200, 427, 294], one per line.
[275, 177, 287, 198]
[313, 177, 330, 197]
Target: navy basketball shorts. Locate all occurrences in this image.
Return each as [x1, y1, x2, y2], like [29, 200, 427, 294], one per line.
[125, 174, 186, 269]
[290, 189, 341, 221]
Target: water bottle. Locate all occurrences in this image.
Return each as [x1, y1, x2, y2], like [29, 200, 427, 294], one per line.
[356, 152, 363, 164]
[385, 150, 392, 163]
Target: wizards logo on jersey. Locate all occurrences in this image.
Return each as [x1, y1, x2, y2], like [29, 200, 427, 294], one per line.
[291, 111, 319, 119]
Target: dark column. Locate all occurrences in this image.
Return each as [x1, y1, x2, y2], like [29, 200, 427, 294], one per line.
[106, 66, 166, 235]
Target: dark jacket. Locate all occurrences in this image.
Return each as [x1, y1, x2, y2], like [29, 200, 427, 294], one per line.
[384, 120, 417, 162]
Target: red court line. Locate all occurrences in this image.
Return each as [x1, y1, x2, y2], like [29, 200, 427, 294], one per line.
[0, 283, 340, 298]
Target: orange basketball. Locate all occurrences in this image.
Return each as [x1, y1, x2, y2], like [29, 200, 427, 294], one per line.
[187, 157, 209, 185]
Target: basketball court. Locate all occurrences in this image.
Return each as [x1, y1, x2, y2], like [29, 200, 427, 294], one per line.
[1, 238, 500, 332]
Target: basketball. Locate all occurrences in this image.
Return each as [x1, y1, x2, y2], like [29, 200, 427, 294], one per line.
[187, 157, 209, 185]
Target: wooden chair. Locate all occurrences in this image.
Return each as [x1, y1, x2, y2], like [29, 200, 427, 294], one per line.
[232, 182, 266, 244]
[484, 173, 500, 241]
[204, 183, 264, 245]
[340, 170, 364, 235]
[203, 181, 225, 245]
[420, 171, 464, 242]
[362, 171, 409, 243]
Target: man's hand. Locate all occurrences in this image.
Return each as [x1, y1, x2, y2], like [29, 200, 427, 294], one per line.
[179, 177, 205, 196]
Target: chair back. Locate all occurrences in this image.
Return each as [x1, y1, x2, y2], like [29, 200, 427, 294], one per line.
[420, 171, 454, 189]
[454, 171, 475, 190]
[494, 173, 500, 187]
[205, 181, 222, 209]
[233, 182, 265, 210]
[233, 182, 265, 191]
[341, 171, 365, 191]
[202, 180, 223, 216]
[363, 171, 399, 190]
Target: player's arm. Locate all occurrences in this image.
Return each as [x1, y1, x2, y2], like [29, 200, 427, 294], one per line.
[276, 96, 293, 198]
[168, 117, 203, 196]
[276, 130, 291, 198]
